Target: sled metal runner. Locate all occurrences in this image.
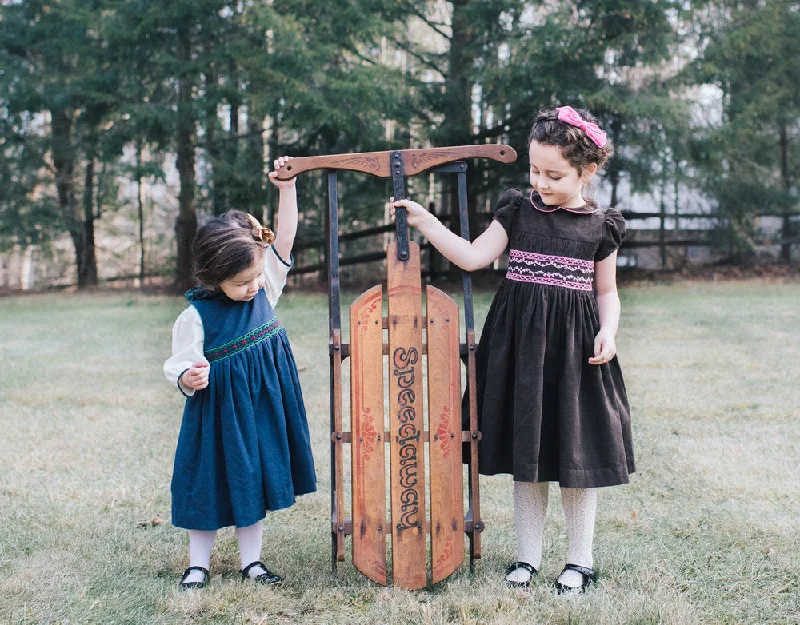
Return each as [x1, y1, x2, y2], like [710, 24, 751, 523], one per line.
[284, 145, 516, 589]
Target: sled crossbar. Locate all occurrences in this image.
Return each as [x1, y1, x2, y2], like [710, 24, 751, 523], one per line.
[273, 144, 515, 180]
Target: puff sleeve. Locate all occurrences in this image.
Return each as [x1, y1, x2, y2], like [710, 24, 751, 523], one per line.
[595, 209, 626, 261]
[492, 188, 524, 236]
[263, 245, 293, 307]
[163, 305, 207, 397]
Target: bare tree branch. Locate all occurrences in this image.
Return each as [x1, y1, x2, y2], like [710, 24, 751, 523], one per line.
[409, 7, 451, 40]
[389, 38, 445, 75]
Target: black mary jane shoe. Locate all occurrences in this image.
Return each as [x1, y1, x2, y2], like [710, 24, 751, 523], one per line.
[554, 563, 597, 594]
[241, 560, 283, 586]
[504, 561, 538, 588]
[179, 566, 209, 590]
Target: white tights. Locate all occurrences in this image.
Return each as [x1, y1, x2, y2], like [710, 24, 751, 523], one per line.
[559, 487, 597, 588]
[506, 481, 549, 583]
[183, 520, 265, 583]
[505, 483, 597, 588]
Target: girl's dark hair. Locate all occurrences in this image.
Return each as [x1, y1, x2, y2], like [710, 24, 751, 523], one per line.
[193, 210, 268, 288]
[528, 108, 612, 175]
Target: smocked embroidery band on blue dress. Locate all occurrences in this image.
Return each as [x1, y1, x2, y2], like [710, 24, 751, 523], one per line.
[204, 317, 283, 362]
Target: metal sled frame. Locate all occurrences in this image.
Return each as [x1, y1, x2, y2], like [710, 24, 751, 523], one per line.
[277, 146, 516, 589]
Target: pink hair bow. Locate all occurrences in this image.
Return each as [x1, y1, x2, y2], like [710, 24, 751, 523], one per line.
[556, 106, 608, 148]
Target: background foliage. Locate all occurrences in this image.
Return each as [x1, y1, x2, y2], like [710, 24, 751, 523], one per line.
[0, 0, 798, 287]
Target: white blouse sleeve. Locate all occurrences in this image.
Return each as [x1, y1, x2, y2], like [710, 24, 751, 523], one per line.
[163, 305, 207, 397]
[263, 245, 293, 307]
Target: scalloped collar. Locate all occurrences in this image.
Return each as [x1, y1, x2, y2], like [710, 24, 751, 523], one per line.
[529, 189, 598, 214]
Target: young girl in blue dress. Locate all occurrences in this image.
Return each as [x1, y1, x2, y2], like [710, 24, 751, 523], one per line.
[163, 157, 316, 589]
[392, 107, 634, 593]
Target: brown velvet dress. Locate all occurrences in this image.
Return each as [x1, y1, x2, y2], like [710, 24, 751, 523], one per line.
[465, 188, 635, 488]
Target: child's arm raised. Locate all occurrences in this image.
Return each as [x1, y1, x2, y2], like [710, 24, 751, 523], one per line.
[391, 198, 507, 272]
[268, 156, 299, 262]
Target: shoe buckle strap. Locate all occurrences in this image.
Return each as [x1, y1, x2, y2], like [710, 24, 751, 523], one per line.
[563, 563, 596, 580]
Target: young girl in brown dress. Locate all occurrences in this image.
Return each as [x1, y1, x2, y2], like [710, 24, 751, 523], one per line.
[391, 107, 634, 593]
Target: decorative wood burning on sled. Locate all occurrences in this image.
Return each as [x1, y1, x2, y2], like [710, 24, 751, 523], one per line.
[276, 145, 516, 589]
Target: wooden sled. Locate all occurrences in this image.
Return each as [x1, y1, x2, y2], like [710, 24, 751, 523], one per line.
[277, 145, 517, 589]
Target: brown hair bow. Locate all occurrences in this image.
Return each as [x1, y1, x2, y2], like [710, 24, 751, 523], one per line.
[246, 213, 275, 245]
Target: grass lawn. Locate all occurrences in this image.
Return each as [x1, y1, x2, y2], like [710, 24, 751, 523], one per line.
[0, 280, 798, 624]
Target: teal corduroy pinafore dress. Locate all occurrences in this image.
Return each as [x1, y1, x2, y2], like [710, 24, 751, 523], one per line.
[171, 288, 316, 531]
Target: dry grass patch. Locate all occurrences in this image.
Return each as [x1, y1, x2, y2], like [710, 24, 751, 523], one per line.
[1, 282, 798, 624]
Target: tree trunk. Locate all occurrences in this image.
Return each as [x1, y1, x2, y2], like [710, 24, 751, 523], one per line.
[79, 152, 99, 287]
[659, 163, 667, 270]
[204, 52, 225, 215]
[136, 139, 146, 286]
[51, 107, 83, 287]
[266, 101, 280, 228]
[779, 122, 792, 263]
[441, 0, 477, 277]
[674, 156, 684, 263]
[174, 24, 197, 291]
[228, 58, 242, 209]
[246, 100, 265, 222]
[442, 1, 473, 148]
[608, 118, 622, 208]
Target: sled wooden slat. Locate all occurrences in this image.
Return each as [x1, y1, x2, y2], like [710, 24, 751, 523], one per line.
[386, 240, 427, 590]
[349, 286, 387, 585]
[425, 285, 465, 583]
